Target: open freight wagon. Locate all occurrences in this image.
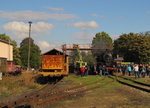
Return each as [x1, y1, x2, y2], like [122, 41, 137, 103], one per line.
[38, 49, 69, 77]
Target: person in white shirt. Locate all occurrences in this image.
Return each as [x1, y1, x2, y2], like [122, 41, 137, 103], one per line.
[133, 64, 140, 79]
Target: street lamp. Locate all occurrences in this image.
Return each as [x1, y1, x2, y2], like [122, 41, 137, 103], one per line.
[27, 21, 32, 71]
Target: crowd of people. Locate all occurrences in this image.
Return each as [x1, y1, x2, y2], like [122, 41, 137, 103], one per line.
[79, 64, 150, 79]
[79, 65, 109, 77]
[116, 64, 150, 78]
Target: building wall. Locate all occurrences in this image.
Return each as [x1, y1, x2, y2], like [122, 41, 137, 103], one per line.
[0, 41, 13, 61]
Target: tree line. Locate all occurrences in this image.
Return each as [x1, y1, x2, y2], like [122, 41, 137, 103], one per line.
[92, 31, 150, 64]
[0, 31, 150, 69]
[0, 34, 41, 69]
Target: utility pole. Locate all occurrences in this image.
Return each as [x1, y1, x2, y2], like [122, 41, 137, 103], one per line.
[27, 21, 32, 71]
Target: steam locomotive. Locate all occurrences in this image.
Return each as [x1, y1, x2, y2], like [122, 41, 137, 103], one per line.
[96, 49, 113, 66]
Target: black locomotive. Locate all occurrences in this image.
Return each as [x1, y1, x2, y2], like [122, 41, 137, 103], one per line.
[96, 49, 113, 66]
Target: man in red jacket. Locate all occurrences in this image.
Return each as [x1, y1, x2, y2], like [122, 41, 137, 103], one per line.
[80, 66, 85, 77]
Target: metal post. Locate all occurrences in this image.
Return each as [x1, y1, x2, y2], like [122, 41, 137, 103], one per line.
[27, 21, 32, 71]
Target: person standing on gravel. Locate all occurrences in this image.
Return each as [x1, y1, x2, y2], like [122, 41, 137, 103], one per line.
[133, 64, 140, 79]
[85, 65, 89, 76]
[147, 64, 150, 78]
[99, 65, 103, 76]
[141, 65, 146, 78]
[127, 65, 132, 76]
[80, 66, 85, 77]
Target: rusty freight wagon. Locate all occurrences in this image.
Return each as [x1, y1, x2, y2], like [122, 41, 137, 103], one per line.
[38, 49, 69, 77]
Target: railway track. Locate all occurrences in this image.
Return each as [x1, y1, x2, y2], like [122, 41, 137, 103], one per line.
[28, 75, 150, 107]
[2, 75, 149, 108]
[31, 75, 150, 108]
[33, 77, 114, 107]
[0, 77, 63, 108]
[108, 75, 150, 93]
[0, 76, 114, 108]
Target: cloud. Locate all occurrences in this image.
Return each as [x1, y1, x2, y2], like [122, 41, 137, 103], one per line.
[3, 21, 53, 33]
[37, 41, 62, 53]
[3, 21, 28, 32]
[91, 14, 106, 18]
[37, 41, 50, 51]
[45, 6, 64, 12]
[2, 21, 54, 39]
[0, 10, 78, 21]
[72, 32, 95, 41]
[70, 21, 99, 30]
[32, 22, 53, 33]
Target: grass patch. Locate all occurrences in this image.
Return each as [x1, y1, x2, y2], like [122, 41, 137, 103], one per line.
[64, 74, 122, 93]
[121, 76, 150, 84]
[0, 72, 45, 98]
[65, 74, 104, 84]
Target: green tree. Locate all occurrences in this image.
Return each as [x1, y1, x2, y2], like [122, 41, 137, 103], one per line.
[0, 33, 21, 65]
[92, 32, 113, 65]
[20, 37, 41, 68]
[92, 32, 113, 56]
[81, 52, 96, 66]
[69, 46, 96, 68]
[11, 40, 21, 65]
[113, 33, 150, 64]
[0, 33, 10, 41]
[139, 31, 150, 36]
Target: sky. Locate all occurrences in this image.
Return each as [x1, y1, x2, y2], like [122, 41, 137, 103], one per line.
[0, 0, 150, 52]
